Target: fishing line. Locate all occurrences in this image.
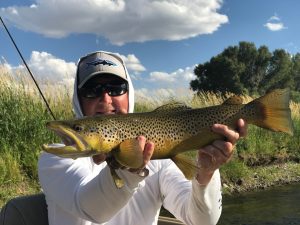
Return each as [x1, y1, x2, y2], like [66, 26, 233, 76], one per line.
[0, 16, 56, 120]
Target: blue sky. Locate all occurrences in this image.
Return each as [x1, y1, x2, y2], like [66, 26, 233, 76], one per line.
[1, 0, 299, 100]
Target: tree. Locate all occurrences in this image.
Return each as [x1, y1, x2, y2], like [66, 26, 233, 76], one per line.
[292, 53, 300, 91]
[190, 48, 246, 95]
[259, 49, 293, 93]
[245, 45, 272, 94]
[191, 42, 294, 95]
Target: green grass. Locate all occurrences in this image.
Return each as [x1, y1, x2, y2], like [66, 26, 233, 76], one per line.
[220, 119, 300, 194]
[221, 162, 300, 194]
[235, 122, 300, 166]
[0, 69, 300, 207]
[0, 72, 73, 205]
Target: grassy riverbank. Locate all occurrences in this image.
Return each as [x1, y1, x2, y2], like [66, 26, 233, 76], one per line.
[221, 161, 300, 194]
[0, 68, 300, 207]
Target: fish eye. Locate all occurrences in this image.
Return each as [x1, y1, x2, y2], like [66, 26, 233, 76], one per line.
[73, 124, 84, 132]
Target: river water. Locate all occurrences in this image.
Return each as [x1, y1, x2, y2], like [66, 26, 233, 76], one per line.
[219, 183, 300, 225]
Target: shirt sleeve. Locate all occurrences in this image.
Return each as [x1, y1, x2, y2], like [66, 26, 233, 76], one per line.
[159, 160, 222, 225]
[38, 152, 145, 224]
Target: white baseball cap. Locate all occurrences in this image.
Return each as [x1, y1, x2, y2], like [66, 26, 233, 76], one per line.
[77, 51, 128, 89]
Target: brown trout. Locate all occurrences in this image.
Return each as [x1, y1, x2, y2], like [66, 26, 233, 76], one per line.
[43, 89, 293, 184]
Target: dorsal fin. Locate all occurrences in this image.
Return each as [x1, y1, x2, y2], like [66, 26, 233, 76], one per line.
[153, 102, 192, 112]
[222, 95, 243, 105]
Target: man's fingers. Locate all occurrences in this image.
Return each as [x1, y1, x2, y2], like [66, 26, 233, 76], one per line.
[212, 140, 233, 158]
[237, 118, 248, 137]
[143, 142, 155, 166]
[136, 136, 146, 151]
[136, 136, 154, 168]
[198, 141, 234, 170]
[212, 124, 240, 144]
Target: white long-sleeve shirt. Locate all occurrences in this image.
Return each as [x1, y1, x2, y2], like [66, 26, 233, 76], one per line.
[38, 152, 222, 225]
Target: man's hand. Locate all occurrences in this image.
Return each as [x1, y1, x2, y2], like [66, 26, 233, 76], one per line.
[93, 136, 155, 172]
[133, 136, 155, 169]
[125, 136, 155, 175]
[196, 119, 248, 185]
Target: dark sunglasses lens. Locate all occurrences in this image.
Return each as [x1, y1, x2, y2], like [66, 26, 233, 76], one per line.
[79, 88, 98, 98]
[106, 83, 127, 96]
[79, 83, 127, 98]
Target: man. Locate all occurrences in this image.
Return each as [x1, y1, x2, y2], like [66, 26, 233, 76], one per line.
[38, 51, 247, 225]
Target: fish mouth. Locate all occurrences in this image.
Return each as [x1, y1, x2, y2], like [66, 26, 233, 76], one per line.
[42, 121, 96, 158]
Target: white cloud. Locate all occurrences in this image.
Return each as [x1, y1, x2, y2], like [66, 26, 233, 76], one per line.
[2, 52, 76, 82]
[120, 54, 146, 74]
[2, 51, 196, 103]
[264, 22, 286, 31]
[25, 51, 76, 87]
[1, 0, 228, 45]
[2, 50, 146, 88]
[30, 4, 37, 9]
[134, 65, 197, 103]
[1, 52, 76, 97]
[149, 71, 176, 82]
[0, 60, 13, 75]
[149, 65, 196, 85]
[269, 15, 280, 21]
[264, 14, 287, 31]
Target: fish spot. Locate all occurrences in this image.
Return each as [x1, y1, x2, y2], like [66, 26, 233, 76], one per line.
[74, 124, 84, 132]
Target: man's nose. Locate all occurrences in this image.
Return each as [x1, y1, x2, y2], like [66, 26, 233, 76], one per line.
[100, 92, 112, 104]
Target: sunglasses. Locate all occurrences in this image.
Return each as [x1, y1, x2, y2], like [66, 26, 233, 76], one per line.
[79, 82, 128, 98]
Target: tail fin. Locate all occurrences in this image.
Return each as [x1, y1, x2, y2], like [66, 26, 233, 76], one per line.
[250, 88, 294, 135]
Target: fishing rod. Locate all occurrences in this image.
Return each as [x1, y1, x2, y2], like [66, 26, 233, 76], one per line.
[0, 16, 56, 120]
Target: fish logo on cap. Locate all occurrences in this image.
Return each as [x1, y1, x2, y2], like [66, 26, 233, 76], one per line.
[86, 57, 117, 67]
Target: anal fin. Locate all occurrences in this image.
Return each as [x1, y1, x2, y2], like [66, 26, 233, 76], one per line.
[171, 154, 199, 180]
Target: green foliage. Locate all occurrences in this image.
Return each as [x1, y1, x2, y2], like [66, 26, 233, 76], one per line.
[0, 151, 23, 184]
[0, 77, 73, 181]
[235, 125, 299, 166]
[292, 53, 300, 92]
[291, 90, 300, 102]
[191, 41, 300, 95]
[220, 160, 250, 184]
[259, 49, 293, 93]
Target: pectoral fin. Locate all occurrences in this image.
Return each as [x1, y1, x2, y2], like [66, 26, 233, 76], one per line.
[113, 139, 144, 169]
[171, 154, 199, 180]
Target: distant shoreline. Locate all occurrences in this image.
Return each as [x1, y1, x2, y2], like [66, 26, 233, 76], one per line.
[222, 161, 300, 195]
